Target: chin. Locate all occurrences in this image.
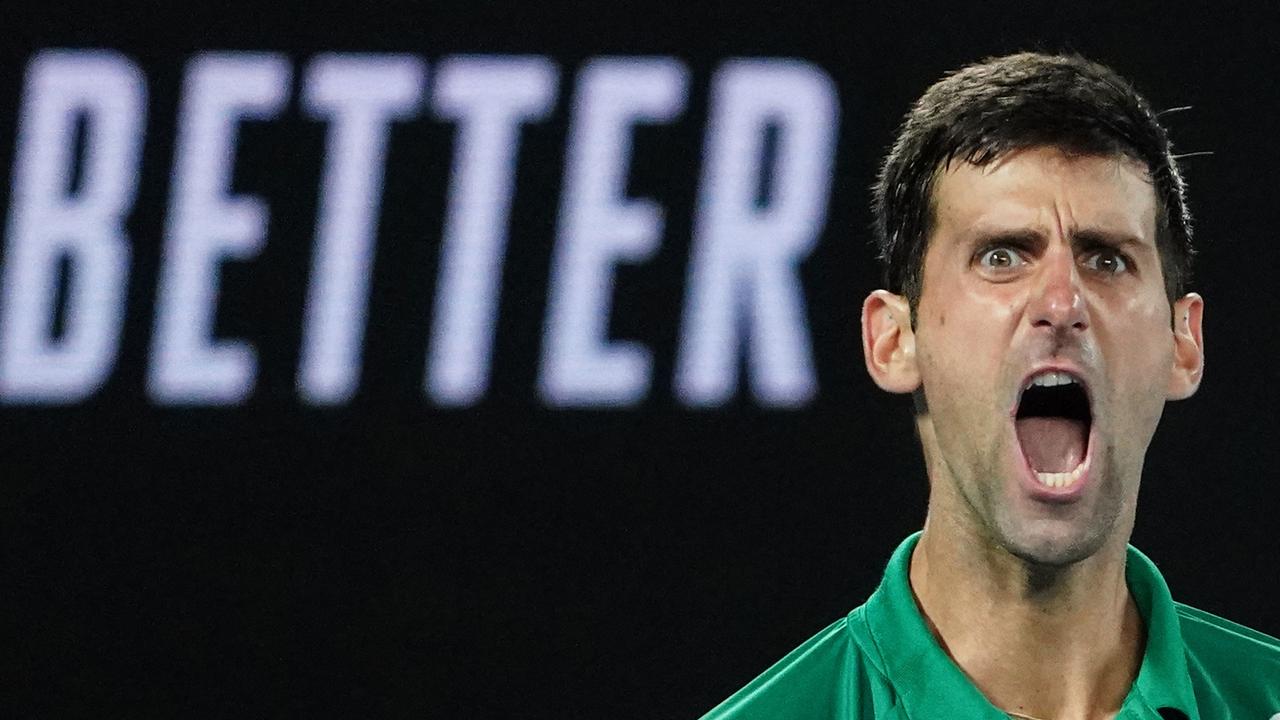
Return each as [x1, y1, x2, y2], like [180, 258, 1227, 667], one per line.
[988, 444, 1129, 570]
[995, 516, 1114, 569]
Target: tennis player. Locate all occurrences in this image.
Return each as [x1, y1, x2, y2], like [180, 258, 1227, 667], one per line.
[702, 52, 1280, 719]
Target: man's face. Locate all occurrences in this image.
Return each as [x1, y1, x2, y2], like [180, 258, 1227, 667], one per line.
[910, 146, 1196, 566]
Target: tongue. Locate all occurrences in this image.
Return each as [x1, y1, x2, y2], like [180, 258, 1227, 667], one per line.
[1015, 417, 1087, 473]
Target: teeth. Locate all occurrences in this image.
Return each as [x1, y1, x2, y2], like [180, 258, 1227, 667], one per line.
[1036, 462, 1086, 489]
[1028, 371, 1078, 389]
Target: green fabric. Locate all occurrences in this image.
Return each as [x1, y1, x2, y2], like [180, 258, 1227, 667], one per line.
[702, 533, 1280, 719]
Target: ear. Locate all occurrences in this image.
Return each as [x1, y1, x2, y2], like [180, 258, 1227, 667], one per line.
[1167, 292, 1205, 400]
[862, 290, 921, 394]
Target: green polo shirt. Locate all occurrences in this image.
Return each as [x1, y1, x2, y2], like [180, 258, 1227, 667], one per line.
[702, 533, 1280, 719]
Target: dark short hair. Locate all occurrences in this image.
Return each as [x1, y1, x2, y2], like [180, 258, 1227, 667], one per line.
[872, 52, 1193, 314]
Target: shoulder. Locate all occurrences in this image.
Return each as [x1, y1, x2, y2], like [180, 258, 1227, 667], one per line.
[1176, 602, 1280, 664]
[1174, 602, 1280, 710]
[699, 609, 899, 720]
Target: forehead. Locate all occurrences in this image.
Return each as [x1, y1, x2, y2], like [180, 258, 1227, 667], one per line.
[929, 147, 1158, 243]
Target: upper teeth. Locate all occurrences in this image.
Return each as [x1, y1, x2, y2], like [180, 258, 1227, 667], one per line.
[1027, 371, 1078, 389]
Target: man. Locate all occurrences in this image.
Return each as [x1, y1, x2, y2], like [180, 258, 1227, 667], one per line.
[702, 53, 1280, 719]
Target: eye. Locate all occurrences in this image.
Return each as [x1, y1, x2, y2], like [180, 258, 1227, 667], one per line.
[1082, 248, 1130, 274]
[976, 246, 1026, 270]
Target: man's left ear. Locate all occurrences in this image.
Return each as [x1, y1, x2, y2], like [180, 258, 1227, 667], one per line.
[1167, 293, 1205, 400]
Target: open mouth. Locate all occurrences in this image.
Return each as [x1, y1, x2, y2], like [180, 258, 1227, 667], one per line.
[1014, 371, 1092, 489]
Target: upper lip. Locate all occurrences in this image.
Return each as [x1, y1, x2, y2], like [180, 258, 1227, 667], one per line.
[1012, 364, 1094, 417]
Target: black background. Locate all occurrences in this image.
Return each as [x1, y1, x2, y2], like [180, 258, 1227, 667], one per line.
[2, 1, 1278, 716]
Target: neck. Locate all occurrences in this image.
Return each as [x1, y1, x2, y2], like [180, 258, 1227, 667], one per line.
[909, 517, 1145, 720]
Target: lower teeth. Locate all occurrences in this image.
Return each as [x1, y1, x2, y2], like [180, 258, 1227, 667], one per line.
[1036, 465, 1082, 488]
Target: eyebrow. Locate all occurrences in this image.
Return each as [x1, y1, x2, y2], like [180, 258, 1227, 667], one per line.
[969, 227, 1150, 252]
[1070, 228, 1150, 252]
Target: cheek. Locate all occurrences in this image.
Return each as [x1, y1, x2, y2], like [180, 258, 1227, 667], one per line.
[925, 285, 1021, 365]
[917, 318, 1013, 418]
[916, 273, 1023, 411]
[1116, 294, 1174, 360]
[1101, 299, 1175, 418]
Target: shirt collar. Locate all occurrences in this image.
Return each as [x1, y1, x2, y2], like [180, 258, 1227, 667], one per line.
[859, 532, 1198, 719]
[1124, 543, 1200, 718]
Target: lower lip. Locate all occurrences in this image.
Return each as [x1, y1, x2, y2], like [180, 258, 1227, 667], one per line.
[1015, 424, 1095, 504]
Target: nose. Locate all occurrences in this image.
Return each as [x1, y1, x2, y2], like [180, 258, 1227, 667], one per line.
[1028, 243, 1088, 334]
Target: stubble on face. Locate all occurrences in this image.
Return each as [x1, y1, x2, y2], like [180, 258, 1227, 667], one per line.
[912, 147, 1175, 572]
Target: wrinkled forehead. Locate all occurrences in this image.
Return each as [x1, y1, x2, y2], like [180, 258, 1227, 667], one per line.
[928, 147, 1158, 245]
